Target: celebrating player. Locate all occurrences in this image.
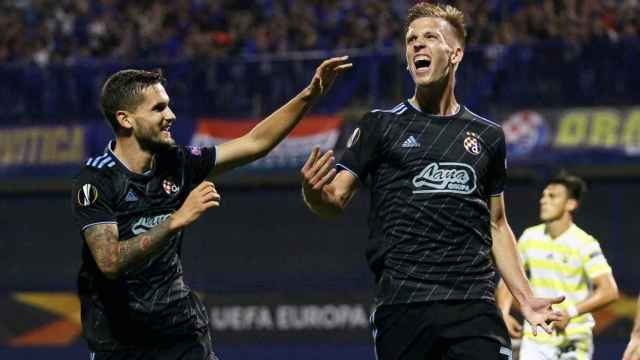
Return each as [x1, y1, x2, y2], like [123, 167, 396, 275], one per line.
[300, 3, 563, 359]
[71, 56, 350, 359]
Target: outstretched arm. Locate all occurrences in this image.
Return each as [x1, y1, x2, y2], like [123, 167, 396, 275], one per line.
[624, 294, 640, 360]
[84, 182, 220, 279]
[490, 194, 564, 335]
[212, 56, 352, 176]
[300, 148, 359, 218]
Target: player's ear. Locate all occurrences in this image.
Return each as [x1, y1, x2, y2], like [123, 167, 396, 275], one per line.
[450, 45, 464, 66]
[566, 198, 578, 212]
[115, 110, 134, 130]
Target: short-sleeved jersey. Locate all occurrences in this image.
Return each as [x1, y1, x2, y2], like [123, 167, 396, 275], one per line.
[518, 223, 612, 343]
[71, 141, 216, 351]
[338, 101, 507, 305]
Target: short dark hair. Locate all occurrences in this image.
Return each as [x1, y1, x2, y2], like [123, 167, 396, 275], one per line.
[99, 69, 166, 131]
[546, 172, 588, 202]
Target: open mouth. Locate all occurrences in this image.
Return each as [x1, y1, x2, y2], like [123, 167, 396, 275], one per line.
[161, 125, 173, 137]
[414, 56, 431, 71]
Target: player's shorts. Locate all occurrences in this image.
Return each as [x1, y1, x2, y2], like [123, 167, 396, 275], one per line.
[370, 299, 512, 360]
[519, 336, 593, 360]
[88, 333, 219, 360]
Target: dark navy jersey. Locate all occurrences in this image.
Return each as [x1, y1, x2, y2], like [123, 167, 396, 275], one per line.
[338, 101, 507, 305]
[71, 141, 216, 351]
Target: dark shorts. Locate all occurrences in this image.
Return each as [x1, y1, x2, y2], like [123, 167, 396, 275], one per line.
[371, 300, 512, 360]
[89, 334, 219, 360]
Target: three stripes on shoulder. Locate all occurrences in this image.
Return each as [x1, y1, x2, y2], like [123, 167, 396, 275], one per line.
[86, 154, 115, 169]
[372, 103, 407, 115]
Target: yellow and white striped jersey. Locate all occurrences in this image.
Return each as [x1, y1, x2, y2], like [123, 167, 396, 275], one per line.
[518, 223, 612, 344]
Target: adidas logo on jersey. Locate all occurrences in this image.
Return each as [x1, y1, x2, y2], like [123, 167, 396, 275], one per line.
[401, 136, 421, 148]
[125, 190, 138, 202]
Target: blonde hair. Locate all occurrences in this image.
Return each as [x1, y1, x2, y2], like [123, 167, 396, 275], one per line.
[406, 2, 467, 46]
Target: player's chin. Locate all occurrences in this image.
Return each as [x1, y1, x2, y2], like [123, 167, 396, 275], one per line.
[162, 138, 177, 149]
[413, 75, 434, 87]
[540, 213, 556, 223]
[151, 137, 177, 151]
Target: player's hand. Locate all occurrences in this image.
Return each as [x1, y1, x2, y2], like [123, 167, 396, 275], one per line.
[623, 334, 640, 360]
[301, 147, 336, 198]
[306, 56, 352, 99]
[502, 313, 523, 339]
[520, 295, 565, 336]
[172, 181, 220, 229]
[552, 309, 570, 331]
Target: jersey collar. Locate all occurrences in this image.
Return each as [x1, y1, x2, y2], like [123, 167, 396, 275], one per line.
[404, 99, 465, 119]
[105, 140, 156, 180]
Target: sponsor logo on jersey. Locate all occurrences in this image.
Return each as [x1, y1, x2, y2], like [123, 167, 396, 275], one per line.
[412, 162, 477, 194]
[77, 184, 98, 206]
[463, 131, 482, 155]
[499, 346, 512, 359]
[346, 128, 361, 148]
[162, 177, 180, 195]
[401, 135, 421, 148]
[132, 213, 172, 235]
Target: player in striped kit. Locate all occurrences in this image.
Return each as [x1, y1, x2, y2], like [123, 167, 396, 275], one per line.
[497, 173, 619, 360]
[301, 3, 564, 359]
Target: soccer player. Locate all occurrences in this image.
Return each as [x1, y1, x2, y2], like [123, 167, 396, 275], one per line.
[624, 294, 640, 360]
[496, 173, 619, 360]
[300, 3, 562, 359]
[71, 56, 351, 360]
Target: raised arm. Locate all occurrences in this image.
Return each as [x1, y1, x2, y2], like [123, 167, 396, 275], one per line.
[490, 194, 564, 335]
[211, 56, 352, 176]
[84, 182, 220, 279]
[300, 148, 359, 218]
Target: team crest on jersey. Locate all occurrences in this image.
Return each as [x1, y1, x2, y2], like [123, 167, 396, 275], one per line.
[346, 128, 361, 148]
[463, 132, 482, 155]
[187, 146, 202, 156]
[162, 177, 180, 195]
[77, 184, 98, 207]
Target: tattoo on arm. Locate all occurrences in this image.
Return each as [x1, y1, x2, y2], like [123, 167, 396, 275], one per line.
[84, 220, 176, 279]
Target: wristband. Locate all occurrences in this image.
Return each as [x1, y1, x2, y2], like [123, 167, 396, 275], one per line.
[566, 305, 579, 318]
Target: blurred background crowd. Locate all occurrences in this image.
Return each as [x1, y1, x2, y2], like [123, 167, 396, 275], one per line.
[2, 0, 639, 66]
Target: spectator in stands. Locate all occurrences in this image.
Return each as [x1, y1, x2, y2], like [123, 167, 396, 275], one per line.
[1, 0, 638, 65]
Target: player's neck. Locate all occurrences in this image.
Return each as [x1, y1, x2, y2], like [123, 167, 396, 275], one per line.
[112, 138, 155, 174]
[410, 82, 459, 116]
[545, 214, 573, 239]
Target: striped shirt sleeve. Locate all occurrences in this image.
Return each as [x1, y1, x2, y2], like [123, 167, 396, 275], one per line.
[337, 111, 382, 181]
[71, 171, 117, 233]
[517, 231, 529, 271]
[581, 237, 612, 279]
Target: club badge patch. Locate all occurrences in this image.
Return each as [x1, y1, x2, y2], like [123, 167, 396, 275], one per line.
[77, 184, 98, 207]
[463, 132, 482, 156]
[346, 128, 361, 148]
[187, 146, 202, 156]
[163, 177, 180, 195]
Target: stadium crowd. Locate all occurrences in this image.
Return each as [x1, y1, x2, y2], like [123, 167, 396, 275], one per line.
[1, 0, 638, 65]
